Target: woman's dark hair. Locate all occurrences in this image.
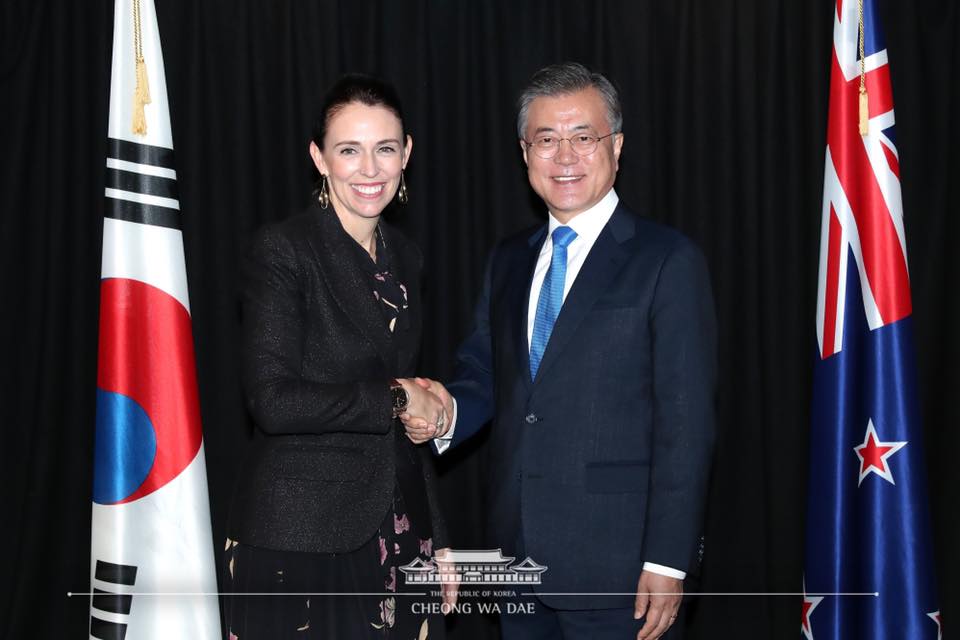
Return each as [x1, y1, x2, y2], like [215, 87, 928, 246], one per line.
[311, 73, 407, 150]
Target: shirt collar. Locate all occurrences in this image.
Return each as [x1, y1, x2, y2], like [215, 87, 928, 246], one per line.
[546, 188, 619, 245]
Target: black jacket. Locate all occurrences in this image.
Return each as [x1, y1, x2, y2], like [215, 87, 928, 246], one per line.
[228, 202, 448, 553]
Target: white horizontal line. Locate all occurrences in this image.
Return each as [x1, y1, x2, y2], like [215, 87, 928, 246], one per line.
[525, 592, 879, 597]
[105, 187, 180, 210]
[106, 157, 177, 180]
[70, 592, 427, 597]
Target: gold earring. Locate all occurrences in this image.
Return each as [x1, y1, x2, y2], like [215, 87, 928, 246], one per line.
[317, 175, 329, 209]
[397, 171, 408, 205]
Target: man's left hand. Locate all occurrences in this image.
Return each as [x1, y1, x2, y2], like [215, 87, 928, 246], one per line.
[435, 548, 459, 614]
[634, 570, 682, 640]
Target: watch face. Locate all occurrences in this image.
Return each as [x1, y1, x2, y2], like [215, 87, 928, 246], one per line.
[392, 386, 408, 410]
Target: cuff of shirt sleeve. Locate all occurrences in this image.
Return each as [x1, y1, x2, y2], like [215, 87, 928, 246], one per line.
[433, 397, 457, 455]
[642, 562, 686, 580]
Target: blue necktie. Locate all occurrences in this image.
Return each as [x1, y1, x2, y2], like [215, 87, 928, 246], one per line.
[529, 226, 577, 379]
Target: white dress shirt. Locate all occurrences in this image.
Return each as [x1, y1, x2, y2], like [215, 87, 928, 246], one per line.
[434, 188, 684, 580]
[526, 188, 619, 346]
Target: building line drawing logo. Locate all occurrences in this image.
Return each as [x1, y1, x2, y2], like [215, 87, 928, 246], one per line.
[400, 549, 547, 585]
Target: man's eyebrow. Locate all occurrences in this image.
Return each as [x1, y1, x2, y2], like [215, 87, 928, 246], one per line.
[532, 124, 594, 135]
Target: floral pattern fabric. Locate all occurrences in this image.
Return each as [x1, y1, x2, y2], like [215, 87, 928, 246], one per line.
[223, 485, 442, 639]
[352, 225, 409, 334]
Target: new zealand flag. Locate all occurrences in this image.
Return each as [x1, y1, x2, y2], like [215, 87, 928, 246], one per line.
[803, 1, 941, 638]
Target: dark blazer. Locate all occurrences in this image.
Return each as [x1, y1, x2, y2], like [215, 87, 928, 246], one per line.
[229, 202, 448, 554]
[445, 201, 716, 610]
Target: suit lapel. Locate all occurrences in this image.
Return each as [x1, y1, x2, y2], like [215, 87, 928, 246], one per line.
[308, 207, 395, 371]
[532, 205, 635, 386]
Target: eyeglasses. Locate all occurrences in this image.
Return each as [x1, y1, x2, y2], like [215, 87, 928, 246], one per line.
[522, 131, 618, 159]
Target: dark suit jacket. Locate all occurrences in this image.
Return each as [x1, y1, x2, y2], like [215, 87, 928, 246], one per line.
[445, 201, 716, 610]
[229, 202, 448, 554]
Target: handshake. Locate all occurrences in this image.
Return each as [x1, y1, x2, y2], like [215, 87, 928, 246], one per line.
[395, 378, 454, 444]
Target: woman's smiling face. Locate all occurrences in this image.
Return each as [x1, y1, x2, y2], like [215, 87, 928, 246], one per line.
[311, 101, 412, 222]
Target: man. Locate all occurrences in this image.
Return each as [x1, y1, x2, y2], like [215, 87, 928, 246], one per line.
[402, 62, 716, 640]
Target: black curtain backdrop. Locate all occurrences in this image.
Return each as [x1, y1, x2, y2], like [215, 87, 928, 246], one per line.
[2, 1, 957, 638]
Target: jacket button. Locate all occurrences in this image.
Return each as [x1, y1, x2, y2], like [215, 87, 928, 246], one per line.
[525, 413, 538, 424]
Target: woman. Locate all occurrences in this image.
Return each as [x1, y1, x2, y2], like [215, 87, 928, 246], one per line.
[225, 74, 453, 639]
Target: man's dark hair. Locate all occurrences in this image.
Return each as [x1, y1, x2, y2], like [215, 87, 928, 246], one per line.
[516, 62, 622, 139]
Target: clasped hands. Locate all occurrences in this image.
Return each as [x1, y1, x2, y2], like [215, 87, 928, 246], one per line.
[396, 377, 452, 443]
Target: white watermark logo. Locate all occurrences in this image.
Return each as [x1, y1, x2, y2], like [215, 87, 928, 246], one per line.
[400, 549, 547, 585]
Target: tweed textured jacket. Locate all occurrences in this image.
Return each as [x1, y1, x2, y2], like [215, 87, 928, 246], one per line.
[229, 202, 448, 553]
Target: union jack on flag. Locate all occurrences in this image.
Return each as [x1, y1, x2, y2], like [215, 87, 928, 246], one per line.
[803, 0, 941, 639]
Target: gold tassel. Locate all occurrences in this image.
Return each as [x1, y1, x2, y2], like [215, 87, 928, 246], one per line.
[132, 57, 150, 135]
[132, 103, 146, 135]
[136, 55, 151, 104]
[858, 87, 869, 136]
[131, 0, 150, 135]
[857, 0, 868, 136]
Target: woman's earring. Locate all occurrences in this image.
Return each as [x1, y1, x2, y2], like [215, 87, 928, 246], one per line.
[397, 171, 408, 205]
[317, 175, 329, 209]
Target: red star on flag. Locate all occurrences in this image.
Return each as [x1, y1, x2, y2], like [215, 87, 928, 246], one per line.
[802, 578, 823, 640]
[853, 418, 907, 486]
[927, 610, 942, 640]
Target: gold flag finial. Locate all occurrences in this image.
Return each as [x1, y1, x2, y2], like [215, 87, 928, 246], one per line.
[132, 0, 151, 135]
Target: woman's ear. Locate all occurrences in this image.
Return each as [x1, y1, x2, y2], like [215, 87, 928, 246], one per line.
[309, 141, 327, 175]
[402, 134, 413, 169]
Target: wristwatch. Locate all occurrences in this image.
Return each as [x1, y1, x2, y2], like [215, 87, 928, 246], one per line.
[390, 379, 409, 418]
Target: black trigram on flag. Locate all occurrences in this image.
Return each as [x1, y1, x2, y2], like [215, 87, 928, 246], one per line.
[105, 137, 180, 230]
[90, 560, 138, 640]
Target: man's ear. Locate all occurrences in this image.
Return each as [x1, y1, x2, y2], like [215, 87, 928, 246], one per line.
[612, 133, 624, 170]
